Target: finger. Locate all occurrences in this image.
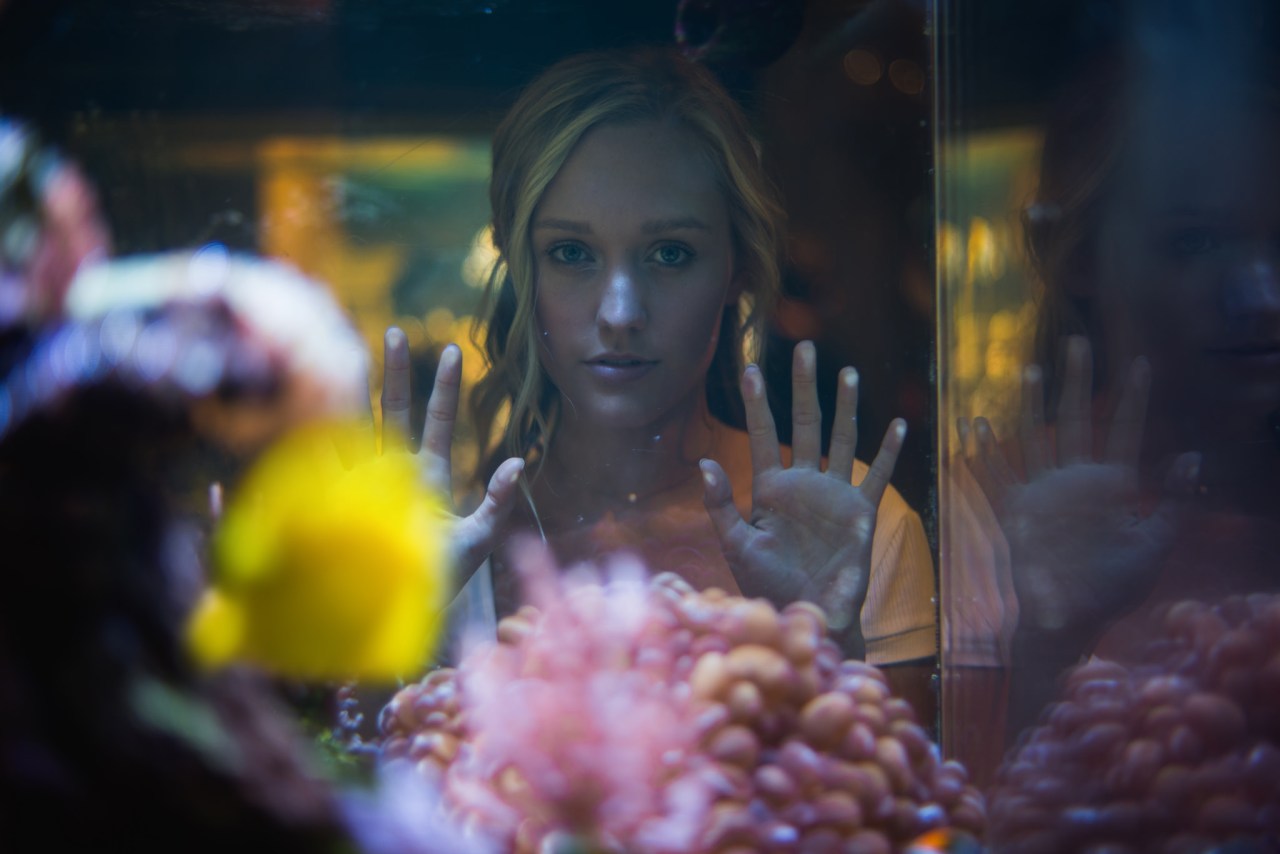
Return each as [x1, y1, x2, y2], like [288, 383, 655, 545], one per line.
[826, 367, 859, 482]
[855, 418, 906, 507]
[699, 458, 755, 559]
[957, 416, 1000, 507]
[421, 343, 463, 491]
[1020, 364, 1049, 478]
[1143, 452, 1200, 552]
[956, 416, 973, 457]
[821, 566, 870, 634]
[479, 458, 526, 522]
[741, 364, 783, 473]
[975, 416, 1016, 492]
[1056, 335, 1093, 465]
[381, 327, 413, 451]
[453, 457, 526, 582]
[790, 341, 822, 469]
[1104, 356, 1150, 469]
[1162, 450, 1202, 498]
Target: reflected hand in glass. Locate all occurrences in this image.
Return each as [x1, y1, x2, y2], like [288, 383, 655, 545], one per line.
[381, 326, 524, 589]
[700, 340, 907, 658]
[957, 335, 1200, 648]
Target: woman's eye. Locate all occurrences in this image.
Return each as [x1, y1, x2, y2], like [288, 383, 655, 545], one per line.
[1166, 227, 1219, 257]
[548, 243, 591, 265]
[650, 244, 693, 266]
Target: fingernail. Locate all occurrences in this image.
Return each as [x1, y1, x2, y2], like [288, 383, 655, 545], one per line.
[894, 419, 907, 439]
[385, 327, 406, 349]
[699, 459, 716, 488]
[842, 367, 858, 389]
[744, 364, 762, 397]
[505, 459, 525, 484]
[798, 341, 814, 371]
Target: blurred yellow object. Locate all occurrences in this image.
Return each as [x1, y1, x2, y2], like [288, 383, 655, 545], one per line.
[187, 420, 449, 682]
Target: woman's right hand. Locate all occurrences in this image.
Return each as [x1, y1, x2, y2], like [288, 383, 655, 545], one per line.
[958, 336, 1200, 648]
[380, 327, 524, 590]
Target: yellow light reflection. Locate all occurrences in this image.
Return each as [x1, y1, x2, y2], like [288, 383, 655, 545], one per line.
[255, 134, 491, 484]
[938, 127, 1044, 430]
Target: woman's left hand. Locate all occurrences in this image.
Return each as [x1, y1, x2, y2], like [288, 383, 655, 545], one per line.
[700, 341, 906, 658]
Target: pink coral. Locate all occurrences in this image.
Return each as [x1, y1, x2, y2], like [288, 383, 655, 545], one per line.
[380, 545, 984, 853]
[988, 594, 1280, 853]
[443, 546, 715, 852]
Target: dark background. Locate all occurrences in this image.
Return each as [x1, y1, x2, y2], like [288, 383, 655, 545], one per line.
[0, 0, 1121, 130]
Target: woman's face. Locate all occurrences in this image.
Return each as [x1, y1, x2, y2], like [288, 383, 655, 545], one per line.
[531, 120, 740, 433]
[1095, 102, 1280, 444]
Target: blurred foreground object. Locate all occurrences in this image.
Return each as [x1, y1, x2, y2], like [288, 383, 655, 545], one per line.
[60, 248, 369, 452]
[3, 246, 370, 455]
[0, 126, 476, 850]
[188, 419, 450, 682]
[380, 546, 985, 853]
[988, 595, 1280, 853]
[0, 118, 110, 330]
[0, 260, 369, 848]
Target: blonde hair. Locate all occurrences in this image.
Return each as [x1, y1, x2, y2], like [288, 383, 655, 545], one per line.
[471, 47, 785, 479]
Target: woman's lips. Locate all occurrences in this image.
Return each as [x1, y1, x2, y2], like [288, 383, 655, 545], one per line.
[584, 355, 658, 381]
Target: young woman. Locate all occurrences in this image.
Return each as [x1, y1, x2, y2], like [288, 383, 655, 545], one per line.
[381, 48, 937, 683]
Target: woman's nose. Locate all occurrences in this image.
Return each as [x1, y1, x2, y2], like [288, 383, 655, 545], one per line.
[596, 265, 646, 331]
[1221, 249, 1280, 330]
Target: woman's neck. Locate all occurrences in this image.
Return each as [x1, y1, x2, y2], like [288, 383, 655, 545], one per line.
[531, 394, 727, 521]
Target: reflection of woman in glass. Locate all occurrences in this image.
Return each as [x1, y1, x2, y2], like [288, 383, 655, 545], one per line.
[959, 52, 1280, 735]
[383, 49, 936, 683]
